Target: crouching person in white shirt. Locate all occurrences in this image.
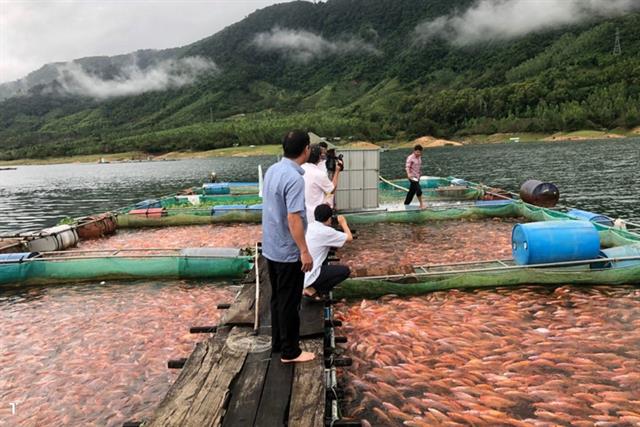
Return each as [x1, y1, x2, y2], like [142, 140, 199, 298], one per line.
[303, 204, 352, 301]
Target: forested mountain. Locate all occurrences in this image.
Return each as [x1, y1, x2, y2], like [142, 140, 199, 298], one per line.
[1, 0, 639, 160]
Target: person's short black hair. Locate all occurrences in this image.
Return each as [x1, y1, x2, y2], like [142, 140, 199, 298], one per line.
[314, 204, 333, 222]
[414, 144, 423, 152]
[308, 144, 322, 164]
[283, 131, 310, 158]
[318, 141, 328, 149]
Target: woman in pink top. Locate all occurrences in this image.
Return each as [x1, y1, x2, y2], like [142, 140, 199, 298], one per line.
[404, 144, 425, 209]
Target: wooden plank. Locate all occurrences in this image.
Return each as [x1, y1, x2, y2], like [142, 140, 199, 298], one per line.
[288, 339, 325, 427]
[299, 298, 325, 338]
[221, 350, 271, 427]
[222, 282, 256, 325]
[223, 256, 271, 327]
[257, 256, 272, 327]
[254, 353, 294, 427]
[149, 326, 229, 409]
[147, 327, 249, 427]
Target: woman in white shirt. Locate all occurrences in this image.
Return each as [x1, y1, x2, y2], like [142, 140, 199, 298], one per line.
[303, 204, 352, 300]
[301, 145, 342, 223]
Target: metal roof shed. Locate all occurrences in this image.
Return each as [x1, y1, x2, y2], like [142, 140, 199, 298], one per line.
[335, 143, 380, 211]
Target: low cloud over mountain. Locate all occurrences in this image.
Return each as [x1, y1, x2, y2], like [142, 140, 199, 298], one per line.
[53, 56, 217, 99]
[415, 0, 640, 45]
[252, 27, 380, 63]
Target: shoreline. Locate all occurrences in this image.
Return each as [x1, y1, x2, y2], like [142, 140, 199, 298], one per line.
[1, 130, 637, 166]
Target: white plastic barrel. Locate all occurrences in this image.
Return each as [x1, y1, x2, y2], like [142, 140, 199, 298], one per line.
[27, 225, 79, 252]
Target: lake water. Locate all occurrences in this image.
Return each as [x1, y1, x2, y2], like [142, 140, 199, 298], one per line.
[0, 138, 638, 426]
[1, 138, 639, 234]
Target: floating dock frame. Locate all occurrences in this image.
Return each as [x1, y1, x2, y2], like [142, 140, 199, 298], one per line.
[133, 255, 350, 427]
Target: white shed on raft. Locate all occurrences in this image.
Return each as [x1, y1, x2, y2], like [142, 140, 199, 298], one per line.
[335, 142, 380, 211]
[307, 133, 381, 211]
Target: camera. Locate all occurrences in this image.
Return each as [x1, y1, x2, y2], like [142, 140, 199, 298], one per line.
[325, 149, 344, 173]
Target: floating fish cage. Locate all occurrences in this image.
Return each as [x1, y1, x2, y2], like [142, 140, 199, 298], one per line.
[6, 173, 640, 295]
[0, 247, 254, 286]
[5, 170, 640, 426]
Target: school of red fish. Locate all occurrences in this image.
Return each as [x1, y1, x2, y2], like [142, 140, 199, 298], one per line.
[338, 219, 516, 275]
[335, 220, 640, 426]
[78, 224, 262, 251]
[0, 280, 234, 426]
[3, 219, 640, 426]
[335, 285, 640, 426]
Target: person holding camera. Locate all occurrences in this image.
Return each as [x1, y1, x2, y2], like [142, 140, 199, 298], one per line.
[302, 144, 343, 223]
[324, 148, 343, 180]
[303, 204, 352, 301]
[318, 141, 329, 173]
[404, 144, 426, 209]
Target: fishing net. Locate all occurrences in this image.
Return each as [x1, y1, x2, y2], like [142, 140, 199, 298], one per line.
[225, 186, 260, 195]
[378, 179, 484, 204]
[0, 255, 253, 286]
[345, 200, 640, 243]
[117, 211, 262, 228]
[334, 264, 640, 300]
[161, 194, 263, 208]
[344, 202, 520, 224]
[517, 204, 640, 245]
[595, 225, 640, 247]
[118, 194, 263, 213]
[336, 200, 640, 299]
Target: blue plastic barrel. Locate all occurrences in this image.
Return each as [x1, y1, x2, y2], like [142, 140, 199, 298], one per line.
[0, 252, 38, 263]
[599, 244, 640, 268]
[512, 221, 601, 265]
[134, 199, 161, 209]
[567, 209, 614, 227]
[475, 200, 514, 207]
[203, 183, 231, 195]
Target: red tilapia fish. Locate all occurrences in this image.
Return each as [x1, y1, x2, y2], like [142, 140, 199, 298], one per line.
[338, 219, 516, 274]
[79, 224, 262, 252]
[335, 285, 640, 426]
[0, 280, 235, 426]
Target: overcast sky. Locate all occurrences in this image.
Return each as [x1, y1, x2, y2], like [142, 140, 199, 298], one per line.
[0, 0, 285, 83]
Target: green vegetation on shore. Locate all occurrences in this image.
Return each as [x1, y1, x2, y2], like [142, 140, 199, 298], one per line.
[1, 0, 640, 161]
[0, 152, 149, 166]
[2, 131, 637, 166]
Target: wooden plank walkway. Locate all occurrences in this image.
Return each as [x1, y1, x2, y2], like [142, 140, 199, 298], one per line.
[144, 255, 327, 427]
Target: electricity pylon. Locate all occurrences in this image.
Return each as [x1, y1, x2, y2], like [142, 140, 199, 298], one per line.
[613, 28, 622, 56]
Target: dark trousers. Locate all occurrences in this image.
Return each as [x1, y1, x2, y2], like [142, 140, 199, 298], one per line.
[404, 179, 423, 205]
[309, 264, 351, 294]
[266, 258, 303, 360]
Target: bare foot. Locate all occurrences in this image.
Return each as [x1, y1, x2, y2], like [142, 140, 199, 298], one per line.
[281, 351, 316, 363]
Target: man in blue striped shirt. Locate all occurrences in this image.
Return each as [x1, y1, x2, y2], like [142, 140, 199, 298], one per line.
[262, 130, 315, 363]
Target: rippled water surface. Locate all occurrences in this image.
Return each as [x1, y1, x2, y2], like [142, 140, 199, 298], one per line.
[0, 157, 272, 234]
[1, 138, 638, 233]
